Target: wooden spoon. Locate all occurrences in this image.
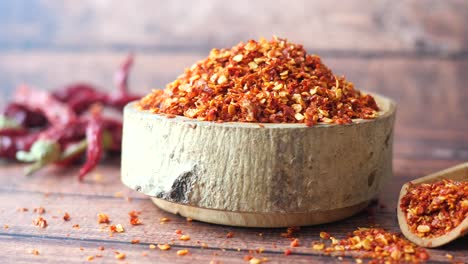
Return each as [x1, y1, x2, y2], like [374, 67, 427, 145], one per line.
[397, 162, 468, 248]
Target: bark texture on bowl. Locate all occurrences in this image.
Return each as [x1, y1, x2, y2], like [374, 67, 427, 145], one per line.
[121, 93, 396, 226]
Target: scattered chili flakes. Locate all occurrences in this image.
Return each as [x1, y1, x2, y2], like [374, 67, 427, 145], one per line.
[131, 239, 140, 244]
[176, 249, 189, 256]
[98, 246, 105, 251]
[129, 210, 142, 225]
[86, 255, 94, 261]
[281, 226, 300, 238]
[319, 231, 330, 239]
[312, 242, 325, 250]
[63, 212, 71, 221]
[179, 234, 191, 241]
[138, 37, 379, 126]
[73, 224, 80, 229]
[290, 238, 300, 247]
[284, 249, 292, 256]
[109, 224, 125, 233]
[243, 255, 253, 261]
[160, 217, 170, 223]
[314, 228, 429, 263]
[249, 257, 262, 264]
[115, 252, 126, 260]
[226, 232, 234, 238]
[175, 229, 183, 235]
[400, 179, 467, 238]
[33, 207, 46, 214]
[97, 213, 110, 224]
[29, 249, 40, 255]
[17, 207, 28, 212]
[157, 244, 171, 251]
[33, 216, 47, 228]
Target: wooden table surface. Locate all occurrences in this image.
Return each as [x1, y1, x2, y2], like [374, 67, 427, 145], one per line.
[0, 161, 467, 263]
[1, 0, 467, 263]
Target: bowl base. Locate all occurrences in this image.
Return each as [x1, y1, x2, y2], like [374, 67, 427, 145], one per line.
[151, 198, 370, 227]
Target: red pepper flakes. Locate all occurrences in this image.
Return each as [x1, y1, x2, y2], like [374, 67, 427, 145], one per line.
[176, 249, 189, 256]
[249, 257, 262, 264]
[281, 226, 300, 238]
[160, 217, 170, 223]
[284, 249, 292, 256]
[315, 228, 429, 263]
[157, 244, 171, 251]
[114, 252, 126, 260]
[98, 246, 105, 251]
[175, 229, 183, 235]
[131, 239, 140, 244]
[29, 249, 40, 255]
[109, 224, 125, 233]
[63, 212, 71, 221]
[138, 37, 379, 126]
[97, 213, 110, 224]
[400, 179, 467, 238]
[319, 231, 330, 239]
[290, 238, 300, 247]
[73, 224, 80, 229]
[17, 208, 29, 212]
[33, 216, 47, 228]
[243, 255, 254, 261]
[226, 232, 234, 238]
[33, 207, 46, 214]
[129, 210, 142, 225]
[179, 234, 191, 241]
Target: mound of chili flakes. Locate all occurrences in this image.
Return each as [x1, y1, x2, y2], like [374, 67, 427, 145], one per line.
[400, 179, 468, 238]
[138, 37, 379, 126]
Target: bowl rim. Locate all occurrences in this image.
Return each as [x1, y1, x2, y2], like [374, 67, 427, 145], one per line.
[125, 92, 396, 129]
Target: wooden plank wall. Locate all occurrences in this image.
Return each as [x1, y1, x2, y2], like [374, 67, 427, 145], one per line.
[0, 0, 467, 174]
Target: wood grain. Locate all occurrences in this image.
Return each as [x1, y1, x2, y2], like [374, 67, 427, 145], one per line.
[0, 0, 467, 54]
[0, 167, 467, 263]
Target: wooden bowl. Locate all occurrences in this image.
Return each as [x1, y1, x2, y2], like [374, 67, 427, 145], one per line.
[121, 93, 396, 227]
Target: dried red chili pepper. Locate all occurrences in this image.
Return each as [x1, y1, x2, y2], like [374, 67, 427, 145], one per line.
[105, 54, 141, 109]
[1, 55, 137, 180]
[0, 128, 28, 137]
[78, 112, 104, 180]
[0, 132, 40, 159]
[3, 103, 48, 128]
[14, 85, 76, 126]
[52, 83, 107, 114]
